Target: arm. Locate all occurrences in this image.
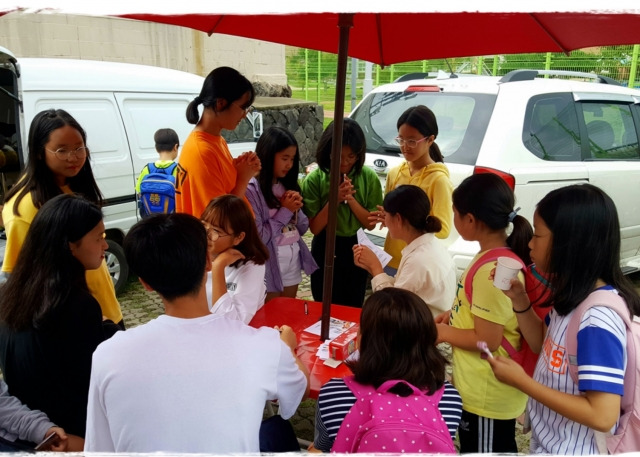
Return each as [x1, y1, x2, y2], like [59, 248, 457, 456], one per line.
[209, 249, 245, 311]
[211, 261, 265, 324]
[273, 326, 310, 419]
[427, 175, 453, 239]
[232, 152, 261, 198]
[246, 181, 295, 245]
[351, 169, 384, 230]
[487, 356, 621, 432]
[502, 277, 545, 353]
[308, 203, 329, 235]
[277, 325, 311, 400]
[84, 358, 115, 452]
[437, 314, 505, 352]
[134, 165, 149, 194]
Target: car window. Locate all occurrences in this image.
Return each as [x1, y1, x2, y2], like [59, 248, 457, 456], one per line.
[581, 102, 640, 160]
[522, 93, 582, 161]
[352, 91, 496, 166]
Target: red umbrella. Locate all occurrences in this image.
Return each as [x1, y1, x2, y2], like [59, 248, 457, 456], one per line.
[8, 5, 640, 338]
[101, 10, 640, 340]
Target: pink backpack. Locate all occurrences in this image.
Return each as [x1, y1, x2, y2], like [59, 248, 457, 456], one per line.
[566, 289, 640, 454]
[331, 376, 455, 454]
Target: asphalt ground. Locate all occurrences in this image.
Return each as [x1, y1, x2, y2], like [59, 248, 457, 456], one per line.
[117, 251, 640, 450]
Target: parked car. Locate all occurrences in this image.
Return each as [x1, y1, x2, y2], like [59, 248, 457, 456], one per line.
[0, 47, 261, 292]
[351, 69, 640, 277]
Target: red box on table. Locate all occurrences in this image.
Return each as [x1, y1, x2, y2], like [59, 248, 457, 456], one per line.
[329, 324, 359, 361]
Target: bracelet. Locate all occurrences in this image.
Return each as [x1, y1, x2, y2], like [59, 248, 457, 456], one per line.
[513, 304, 532, 314]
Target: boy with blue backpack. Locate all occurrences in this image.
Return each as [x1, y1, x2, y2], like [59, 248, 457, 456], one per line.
[136, 128, 179, 218]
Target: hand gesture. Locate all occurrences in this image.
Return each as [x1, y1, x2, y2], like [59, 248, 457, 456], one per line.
[280, 190, 303, 212]
[434, 310, 451, 324]
[487, 355, 529, 389]
[212, 248, 245, 269]
[275, 324, 297, 350]
[352, 244, 381, 275]
[40, 427, 68, 452]
[339, 175, 356, 203]
[234, 151, 261, 182]
[367, 204, 386, 228]
[489, 267, 530, 312]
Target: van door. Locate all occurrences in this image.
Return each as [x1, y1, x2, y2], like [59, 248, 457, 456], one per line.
[113, 92, 197, 177]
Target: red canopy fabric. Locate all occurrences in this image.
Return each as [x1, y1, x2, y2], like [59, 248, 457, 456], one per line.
[117, 12, 640, 66]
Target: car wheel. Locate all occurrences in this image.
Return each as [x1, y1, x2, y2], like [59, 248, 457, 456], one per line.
[105, 240, 129, 295]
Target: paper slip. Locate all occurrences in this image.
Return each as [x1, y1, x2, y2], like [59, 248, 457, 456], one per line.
[316, 340, 331, 360]
[304, 318, 355, 340]
[356, 228, 392, 268]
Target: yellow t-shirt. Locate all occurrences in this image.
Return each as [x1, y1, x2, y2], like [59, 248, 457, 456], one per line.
[448, 251, 527, 419]
[2, 188, 123, 323]
[384, 162, 453, 269]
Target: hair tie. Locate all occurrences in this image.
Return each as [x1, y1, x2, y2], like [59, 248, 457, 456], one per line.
[508, 207, 521, 223]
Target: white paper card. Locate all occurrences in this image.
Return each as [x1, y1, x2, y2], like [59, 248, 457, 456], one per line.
[357, 228, 392, 268]
[304, 318, 355, 340]
[316, 340, 331, 360]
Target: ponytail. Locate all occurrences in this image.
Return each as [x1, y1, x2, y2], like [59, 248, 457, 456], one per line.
[506, 214, 533, 265]
[429, 141, 444, 163]
[186, 97, 201, 125]
[425, 214, 442, 234]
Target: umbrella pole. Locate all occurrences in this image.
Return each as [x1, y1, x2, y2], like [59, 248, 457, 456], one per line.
[320, 13, 354, 341]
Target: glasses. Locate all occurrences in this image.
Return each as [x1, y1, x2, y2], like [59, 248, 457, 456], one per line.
[46, 146, 89, 160]
[394, 137, 428, 148]
[202, 222, 233, 242]
[233, 102, 254, 114]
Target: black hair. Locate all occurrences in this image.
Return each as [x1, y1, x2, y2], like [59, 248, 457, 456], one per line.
[124, 213, 208, 301]
[383, 185, 441, 234]
[4, 109, 103, 215]
[200, 195, 269, 267]
[397, 105, 444, 163]
[348, 288, 447, 394]
[186, 67, 255, 125]
[537, 184, 640, 316]
[154, 128, 179, 153]
[316, 118, 366, 175]
[255, 126, 301, 208]
[453, 173, 532, 265]
[0, 194, 103, 330]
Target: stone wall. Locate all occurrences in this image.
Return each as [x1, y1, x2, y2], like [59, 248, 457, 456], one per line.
[222, 98, 324, 167]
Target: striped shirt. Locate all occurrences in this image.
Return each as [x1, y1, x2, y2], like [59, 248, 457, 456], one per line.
[314, 378, 463, 452]
[529, 292, 626, 455]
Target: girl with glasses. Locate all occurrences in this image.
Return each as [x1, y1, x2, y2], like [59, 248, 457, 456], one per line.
[200, 194, 269, 323]
[1, 109, 123, 328]
[0, 194, 121, 448]
[178, 67, 261, 218]
[375, 105, 453, 275]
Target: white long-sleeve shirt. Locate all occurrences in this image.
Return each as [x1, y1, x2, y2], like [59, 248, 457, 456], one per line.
[372, 233, 456, 315]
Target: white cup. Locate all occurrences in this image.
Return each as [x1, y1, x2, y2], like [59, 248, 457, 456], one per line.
[493, 256, 522, 290]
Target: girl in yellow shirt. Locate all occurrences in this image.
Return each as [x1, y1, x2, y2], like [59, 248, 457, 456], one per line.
[382, 106, 453, 272]
[1, 109, 123, 326]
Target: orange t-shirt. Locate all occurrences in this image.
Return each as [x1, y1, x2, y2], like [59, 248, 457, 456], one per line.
[176, 131, 238, 218]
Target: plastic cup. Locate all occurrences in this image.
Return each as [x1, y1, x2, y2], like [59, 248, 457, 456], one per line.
[493, 256, 522, 290]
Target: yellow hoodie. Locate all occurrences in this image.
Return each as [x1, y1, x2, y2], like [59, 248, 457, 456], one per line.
[384, 162, 453, 269]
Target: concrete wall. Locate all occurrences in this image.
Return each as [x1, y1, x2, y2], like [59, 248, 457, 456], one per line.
[0, 13, 286, 82]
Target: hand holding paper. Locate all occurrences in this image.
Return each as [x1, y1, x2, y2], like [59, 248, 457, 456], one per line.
[355, 228, 392, 271]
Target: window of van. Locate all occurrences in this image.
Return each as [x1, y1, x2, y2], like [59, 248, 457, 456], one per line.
[580, 102, 640, 160]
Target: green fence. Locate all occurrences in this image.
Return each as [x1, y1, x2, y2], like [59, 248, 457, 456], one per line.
[286, 44, 640, 119]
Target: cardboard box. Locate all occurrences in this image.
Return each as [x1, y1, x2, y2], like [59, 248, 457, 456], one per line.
[329, 324, 359, 361]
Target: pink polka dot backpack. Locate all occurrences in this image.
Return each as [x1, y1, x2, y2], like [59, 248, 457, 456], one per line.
[331, 375, 455, 454]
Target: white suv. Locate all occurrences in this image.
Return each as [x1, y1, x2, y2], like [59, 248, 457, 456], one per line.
[351, 70, 640, 277]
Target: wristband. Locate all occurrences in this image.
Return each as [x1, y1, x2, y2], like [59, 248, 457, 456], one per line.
[513, 303, 532, 314]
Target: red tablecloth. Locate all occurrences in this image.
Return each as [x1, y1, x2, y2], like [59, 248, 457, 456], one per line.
[249, 297, 361, 399]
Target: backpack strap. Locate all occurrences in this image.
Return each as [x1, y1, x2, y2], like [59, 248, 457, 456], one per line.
[147, 162, 158, 174]
[166, 161, 178, 175]
[566, 289, 631, 385]
[463, 247, 524, 304]
[344, 376, 445, 403]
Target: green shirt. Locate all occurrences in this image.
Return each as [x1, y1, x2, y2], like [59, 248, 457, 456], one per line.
[301, 166, 383, 237]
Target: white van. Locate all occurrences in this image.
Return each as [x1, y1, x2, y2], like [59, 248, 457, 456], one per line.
[0, 47, 261, 292]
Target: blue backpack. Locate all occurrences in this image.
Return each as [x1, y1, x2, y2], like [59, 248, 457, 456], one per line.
[138, 162, 178, 217]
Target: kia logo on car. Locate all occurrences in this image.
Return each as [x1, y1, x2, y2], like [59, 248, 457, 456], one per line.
[373, 158, 387, 172]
